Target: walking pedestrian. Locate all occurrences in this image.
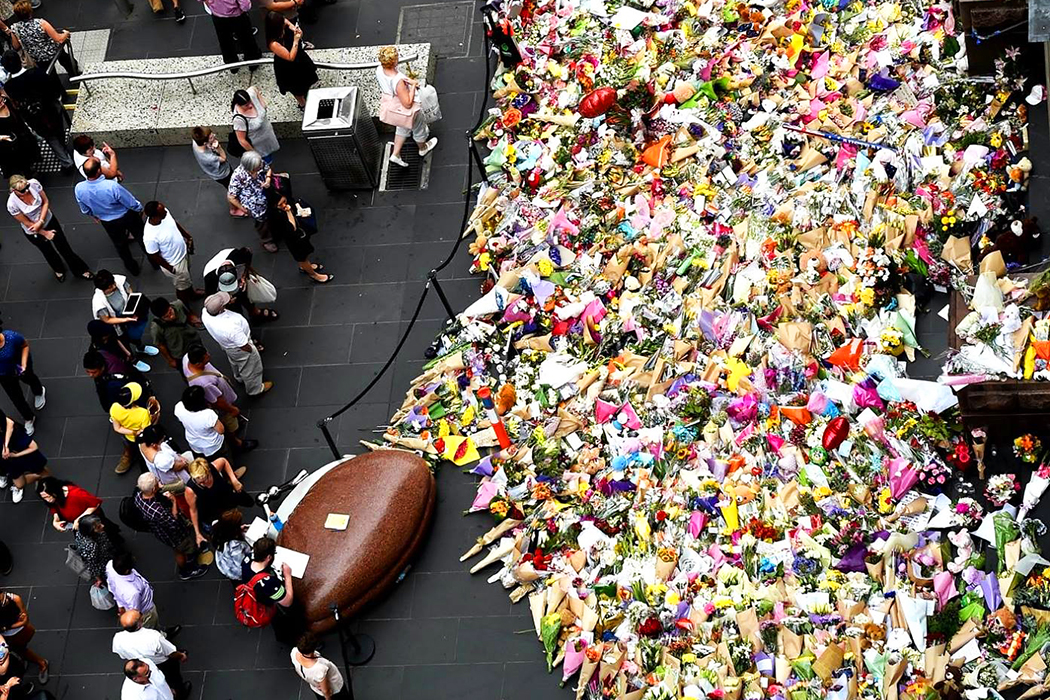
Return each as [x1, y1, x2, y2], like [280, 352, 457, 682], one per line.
[148, 298, 200, 370]
[0, 410, 47, 503]
[174, 385, 231, 461]
[143, 202, 204, 305]
[182, 345, 258, 452]
[190, 127, 246, 217]
[72, 514, 120, 586]
[0, 591, 47, 684]
[0, 50, 72, 171]
[113, 613, 191, 700]
[75, 159, 148, 275]
[7, 1, 77, 75]
[37, 477, 116, 534]
[0, 328, 44, 435]
[134, 473, 208, 581]
[121, 658, 175, 700]
[87, 321, 150, 376]
[376, 45, 438, 168]
[110, 382, 155, 475]
[200, 293, 273, 396]
[265, 11, 316, 109]
[291, 632, 350, 700]
[92, 269, 160, 357]
[106, 552, 172, 631]
[227, 151, 277, 252]
[72, 135, 120, 180]
[268, 193, 332, 283]
[83, 350, 145, 417]
[7, 175, 92, 282]
[0, 93, 38, 178]
[202, 0, 260, 70]
[231, 89, 279, 163]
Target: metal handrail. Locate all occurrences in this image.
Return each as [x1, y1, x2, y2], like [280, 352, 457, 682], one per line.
[67, 52, 419, 87]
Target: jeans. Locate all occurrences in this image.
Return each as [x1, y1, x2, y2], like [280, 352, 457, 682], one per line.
[0, 355, 42, 421]
[99, 210, 146, 272]
[23, 214, 89, 276]
[124, 316, 149, 349]
[210, 13, 261, 65]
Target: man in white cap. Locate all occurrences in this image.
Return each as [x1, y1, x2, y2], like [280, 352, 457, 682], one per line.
[200, 292, 272, 396]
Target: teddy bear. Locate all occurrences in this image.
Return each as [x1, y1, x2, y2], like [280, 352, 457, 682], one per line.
[947, 529, 974, 573]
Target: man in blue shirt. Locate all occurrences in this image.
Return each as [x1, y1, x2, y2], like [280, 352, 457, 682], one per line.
[74, 158, 147, 275]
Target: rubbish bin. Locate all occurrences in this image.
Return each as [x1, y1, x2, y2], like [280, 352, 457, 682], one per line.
[302, 86, 381, 190]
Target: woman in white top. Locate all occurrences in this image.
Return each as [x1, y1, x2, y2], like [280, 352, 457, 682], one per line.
[136, 424, 191, 493]
[174, 385, 227, 460]
[375, 45, 437, 168]
[291, 633, 348, 700]
[6, 175, 92, 282]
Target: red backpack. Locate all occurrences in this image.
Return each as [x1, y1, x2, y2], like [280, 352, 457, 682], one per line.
[234, 572, 277, 628]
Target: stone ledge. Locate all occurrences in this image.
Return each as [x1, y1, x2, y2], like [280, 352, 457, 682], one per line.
[70, 43, 434, 147]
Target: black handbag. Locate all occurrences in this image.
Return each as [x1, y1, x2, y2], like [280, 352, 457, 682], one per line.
[227, 114, 249, 157]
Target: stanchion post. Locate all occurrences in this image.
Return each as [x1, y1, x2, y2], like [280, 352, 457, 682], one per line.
[428, 270, 456, 320]
[467, 136, 488, 184]
[317, 417, 341, 460]
[329, 602, 376, 666]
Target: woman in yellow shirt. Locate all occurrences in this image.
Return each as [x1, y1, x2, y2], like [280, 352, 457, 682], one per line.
[109, 383, 154, 475]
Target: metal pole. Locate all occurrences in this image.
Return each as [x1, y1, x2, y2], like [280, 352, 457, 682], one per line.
[317, 417, 340, 459]
[187, 77, 197, 95]
[328, 602, 376, 665]
[467, 138, 488, 184]
[329, 604, 356, 700]
[1044, 40, 1050, 128]
[428, 271, 456, 320]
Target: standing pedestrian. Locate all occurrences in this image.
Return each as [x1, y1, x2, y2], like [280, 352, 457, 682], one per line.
[106, 552, 172, 631]
[72, 514, 120, 586]
[109, 382, 154, 475]
[245, 537, 303, 644]
[0, 591, 47, 684]
[185, 458, 249, 540]
[134, 473, 208, 581]
[7, 174, 92, 282]
[230, 89, 279, 163]
[376, 45, 438, 168]
[0, 410, 48, 503]
[265, 11, 317, 109]
[190, 127, 246, 217]
[0, 50, 72, 171]
[227, 151, 277, 252]
[291, 633, 350, 700]
[0, 328, 44, 435]
[0, 93, 38, 178]
[92, 269, 160, 357]
[202, 0, 260, 70]
[203, 247, 278, 324]
[121, 658, 174, 700]
[75, 159, 148, 275]
[72, 135, 120, 180]
[136, 425, 191, 497]
[182, 345, 258, 452]
[113, 613, 191, 700]
[142, 202, 203, 305]
[83, 350, 145, 416]
[268, 193, 332, 283]
[37, 477, 116, 534]
[147, 298, 200, 370]
[173, 386, 229, 461]
[7, 1, 77, 75]
[87, 322, 150, 376]
[200, 292, 273, 396]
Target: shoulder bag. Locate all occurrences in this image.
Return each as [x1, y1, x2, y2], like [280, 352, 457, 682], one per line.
[64, 545, 92, 581]
[379, 91, 418, 129]
[227, 114, 249, 157]
[245, 272, 277, 304]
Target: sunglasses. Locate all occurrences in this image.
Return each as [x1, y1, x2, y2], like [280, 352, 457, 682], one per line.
[12, 185, 27, 193]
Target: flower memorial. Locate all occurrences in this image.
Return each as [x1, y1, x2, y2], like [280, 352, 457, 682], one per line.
[376, 0, 1050, 695]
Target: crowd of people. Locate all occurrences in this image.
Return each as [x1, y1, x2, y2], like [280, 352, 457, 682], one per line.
[0, 3, 434, 699]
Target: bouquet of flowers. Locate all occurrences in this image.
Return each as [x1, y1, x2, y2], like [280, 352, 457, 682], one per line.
[1014, 434, 1042, 463]
[986, 473, 1020, 507]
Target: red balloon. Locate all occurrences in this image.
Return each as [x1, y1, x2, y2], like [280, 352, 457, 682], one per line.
[822, 416, 849, 451]
[578, 87, 617, 118]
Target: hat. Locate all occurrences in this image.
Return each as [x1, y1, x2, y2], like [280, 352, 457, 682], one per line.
[204, 292, 231, 316]
[217, 265, 238, 293]
[121, 382, 142, 407]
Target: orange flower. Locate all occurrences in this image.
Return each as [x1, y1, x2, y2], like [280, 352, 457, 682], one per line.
[502, 108, 522, 128]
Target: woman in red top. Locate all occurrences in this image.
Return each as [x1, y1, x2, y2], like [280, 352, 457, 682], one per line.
[36, 477, 109, 533]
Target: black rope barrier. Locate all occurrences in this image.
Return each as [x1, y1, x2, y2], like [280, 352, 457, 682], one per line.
[316, 30, 494, 458]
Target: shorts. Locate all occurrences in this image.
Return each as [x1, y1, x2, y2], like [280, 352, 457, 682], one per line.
[219, 411, 240, 436]
[3, 623, 34, 651]
[161, 255, 193, 291]
[174, 532, 198, 558]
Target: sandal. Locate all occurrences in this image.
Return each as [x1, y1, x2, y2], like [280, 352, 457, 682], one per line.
[254, 308, 280, 322]
[263, 242, 279, 253]
[80, 271, 94, 280]
[311, 273, 334, 284]
[298, 263, 325, 274]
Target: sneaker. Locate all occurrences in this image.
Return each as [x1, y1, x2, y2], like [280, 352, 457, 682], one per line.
[134, 361, 152, 373]
[10, 487, 22, 504]
[23, 419, 33, 437]
[141, 345, 160, 356]
[418, 137, 439, 157]
[260, 381, 275, 394]
[33, 387, 45, 411]
[178, 566, 208, 581]
[389, 154, 408, 167]
[174, 6, 185, 21]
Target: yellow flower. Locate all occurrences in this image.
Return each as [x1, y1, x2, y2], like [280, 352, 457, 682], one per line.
[666, 591, 681, 606]
[990, 133, 1003, 148]
[859, 287, 875, 306]
[537, 258, 554, 277]
[682, 653, 697, 664]
[813, 486, 832, 500]
[477, 252, 491, 271]
[877, 487, 893, 513]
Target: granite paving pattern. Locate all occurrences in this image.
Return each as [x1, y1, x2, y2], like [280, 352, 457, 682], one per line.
[1, 3, 1044, 700]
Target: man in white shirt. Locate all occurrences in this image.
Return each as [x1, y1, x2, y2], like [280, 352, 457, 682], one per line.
[201, 292, 273, 396]
[113, 610, 191, 700]
[121, 658, 175, 700]
[143, 201, 204, 305]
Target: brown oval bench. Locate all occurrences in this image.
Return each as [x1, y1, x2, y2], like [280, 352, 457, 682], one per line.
[277, 450, 436, 632]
